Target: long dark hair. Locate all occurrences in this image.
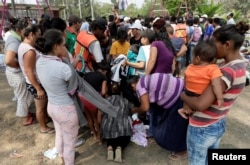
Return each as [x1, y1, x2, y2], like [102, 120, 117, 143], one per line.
[35, 29, 64, 54]
[155, 27, 176, 56]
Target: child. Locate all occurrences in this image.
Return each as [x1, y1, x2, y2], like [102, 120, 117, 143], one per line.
[101, 82, 133, 163]
[81, 61, 110, 144]
[126, 44, 140, 76]
[126, 29, 155, 77]
[179, 41, 224, 119]
[109, 28, 130, 61]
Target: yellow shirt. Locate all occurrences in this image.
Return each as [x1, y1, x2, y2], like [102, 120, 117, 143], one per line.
[109, 41, 130, 59]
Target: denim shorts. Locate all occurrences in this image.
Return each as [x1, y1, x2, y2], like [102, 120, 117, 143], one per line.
[26, 83, 47, 99]
[187, 118, 226, 165]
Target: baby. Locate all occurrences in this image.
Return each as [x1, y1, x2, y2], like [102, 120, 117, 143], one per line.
[179, 41, 224, 118]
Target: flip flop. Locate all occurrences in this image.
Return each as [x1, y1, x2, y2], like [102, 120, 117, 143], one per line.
[40, 127, 55, 134]
[9, 150, 23, 158]
[168, 151, 188, 160]
[22, 116, 37, 126]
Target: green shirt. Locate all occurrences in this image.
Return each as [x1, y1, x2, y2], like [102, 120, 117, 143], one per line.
[66, 28, 77, 55]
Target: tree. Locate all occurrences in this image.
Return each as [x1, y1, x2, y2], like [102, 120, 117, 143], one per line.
[197, 0, 223, 17]
[218, 0, 250, 21]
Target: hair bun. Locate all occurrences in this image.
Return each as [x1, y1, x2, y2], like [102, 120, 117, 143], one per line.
[235, 21, 249, 35]
[34, 37, 46, 53]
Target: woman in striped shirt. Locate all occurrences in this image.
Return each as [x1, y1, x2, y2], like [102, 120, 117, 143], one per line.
[180, 21, 249, 165]
[128, 73, 188, 160]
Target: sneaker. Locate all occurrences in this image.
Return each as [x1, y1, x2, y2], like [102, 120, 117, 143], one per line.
[75, 137, 85, 148]
[114, 147, 122, 162]
[107, 149, 114, 161]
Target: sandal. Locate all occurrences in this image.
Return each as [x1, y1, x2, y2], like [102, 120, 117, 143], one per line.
[114, 147, 122, 163]
[22, 116, 37, 126]
[40, 127, 55, 134]
[168, 151, 188, 160]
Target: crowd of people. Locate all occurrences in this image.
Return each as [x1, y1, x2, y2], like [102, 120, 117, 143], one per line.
[2, 8, 250, 165]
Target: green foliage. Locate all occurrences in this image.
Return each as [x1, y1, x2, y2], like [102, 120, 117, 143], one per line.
[197, 1, 223, 17]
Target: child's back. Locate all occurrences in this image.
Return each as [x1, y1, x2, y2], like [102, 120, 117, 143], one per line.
[101, 94, 132, 139]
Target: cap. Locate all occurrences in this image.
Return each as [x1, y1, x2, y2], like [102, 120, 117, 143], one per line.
[68, 15, 82, 24]
[119, 15, 124, 20]
[201, 14, 208, 18]
[134, 19, 141, 24]
[177, 16, 184, 23]
[141, 29, 155, 43]
[212, 14, 220, 18]
[129, 23, 142, 30]
[153, 18, 166, 29]
[93, 17, 107, 30]
[152, 17, 160, 25]
[124, 16, 130, 22]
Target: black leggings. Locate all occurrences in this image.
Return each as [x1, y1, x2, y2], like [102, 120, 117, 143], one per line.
[106, 136, 131, 150]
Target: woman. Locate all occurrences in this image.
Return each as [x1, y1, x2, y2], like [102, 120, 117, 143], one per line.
[35, 29, 79, 165]
[179, 22, 249, 165]
[18, 24, 53, 133]
[128, 74, 188, 160]
[146, 18, 175, 75]
[4, 18, 34, 126]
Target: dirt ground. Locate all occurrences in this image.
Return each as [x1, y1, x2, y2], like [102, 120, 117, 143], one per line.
[1, 68, 250, 165]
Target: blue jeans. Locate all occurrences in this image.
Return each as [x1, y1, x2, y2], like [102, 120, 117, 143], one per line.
[187, 118, 226, 165]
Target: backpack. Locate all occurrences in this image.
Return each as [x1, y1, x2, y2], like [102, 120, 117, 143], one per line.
[175, 24, 187, 44]
[192, 25, 201, 42]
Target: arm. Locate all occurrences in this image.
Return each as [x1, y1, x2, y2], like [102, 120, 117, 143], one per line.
[131, 93, 150, 113]
[113, 8, 120, 24]
[23, 50, 45, 98]
[126, 61, 145, 69]
[176, 43, 187, 57]
[88, 41, 104, 63]
[101, 80, 108, 97]
[211, 77, 224, 107]
[145, 46, 157, 75]
[180, 78, 227, 111]
[4, 50, 19, 68]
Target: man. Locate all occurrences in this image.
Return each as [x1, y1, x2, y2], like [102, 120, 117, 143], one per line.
[174, 16, 188, 44]
[213, 17, 221, 31]
[226, 12, 236, 25]
[66, 15, 82, 55]
[74, 17, 107, 74]
[166, 24, 187, 77]
[129, 22, 142, 46]
[80, 16, 92, 31]
[123, 16, 131, 32]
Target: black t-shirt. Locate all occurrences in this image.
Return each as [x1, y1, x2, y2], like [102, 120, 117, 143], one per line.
[84, 71, 107, 92]
[108, 22, 118, 39]
[130, 36, 142, 46]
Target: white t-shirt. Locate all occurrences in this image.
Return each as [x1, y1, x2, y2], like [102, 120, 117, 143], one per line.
[18, 42, 41, 84]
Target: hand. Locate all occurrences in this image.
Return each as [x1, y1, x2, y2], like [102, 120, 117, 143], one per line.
[217, 98, 224, 108]
[178, 108, 189, 119]
[36, 88, 46, 100]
